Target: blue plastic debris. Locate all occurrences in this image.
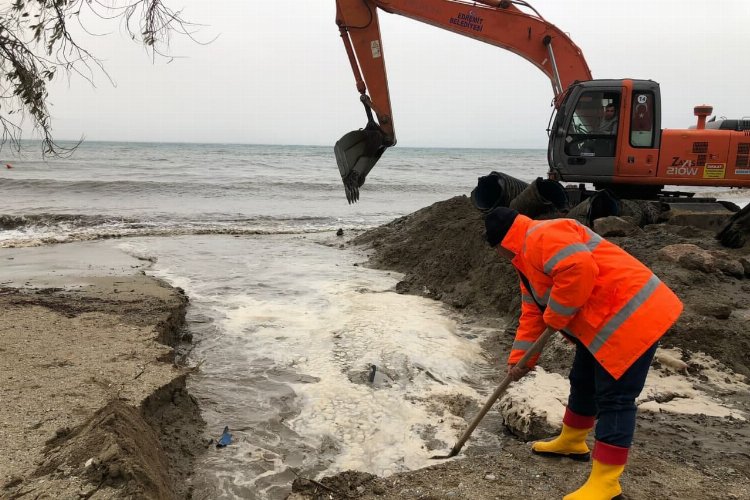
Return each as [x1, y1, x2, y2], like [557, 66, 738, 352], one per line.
[216, 426, 232, 448]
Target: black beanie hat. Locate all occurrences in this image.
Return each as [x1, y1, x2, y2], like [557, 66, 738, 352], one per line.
[485, 207, 519, 248]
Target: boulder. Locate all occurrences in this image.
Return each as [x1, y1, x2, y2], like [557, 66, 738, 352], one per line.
[593, 216, 642, 237]
[692, 302, 733, 320]
[708, 250, 746, 278]
[658, 243, 716, 273]
[658, 243, 745, 277]
[498, 368, 567, 440]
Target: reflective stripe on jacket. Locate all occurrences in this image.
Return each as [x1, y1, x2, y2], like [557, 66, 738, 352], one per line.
[502, 214, 683, 380]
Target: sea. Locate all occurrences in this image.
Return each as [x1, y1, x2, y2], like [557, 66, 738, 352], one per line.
[1, 142, 748, 498]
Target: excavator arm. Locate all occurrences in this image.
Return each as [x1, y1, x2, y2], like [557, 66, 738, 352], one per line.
[334, 0, 592, 202]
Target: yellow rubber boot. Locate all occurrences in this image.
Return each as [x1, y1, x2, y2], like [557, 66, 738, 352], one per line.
[532, 424, 591, 461]
[531, 408, 594, 461]
[563, 441, 628, 500]
[563, 460, 625, 500]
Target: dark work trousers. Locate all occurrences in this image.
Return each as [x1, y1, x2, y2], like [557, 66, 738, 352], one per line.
[565, 336, 658, 448]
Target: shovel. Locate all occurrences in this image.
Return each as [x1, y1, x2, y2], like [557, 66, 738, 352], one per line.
[431, 327, 557, 460]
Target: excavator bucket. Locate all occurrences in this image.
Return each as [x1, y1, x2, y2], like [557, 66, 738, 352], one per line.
[334, 126, 387, 204]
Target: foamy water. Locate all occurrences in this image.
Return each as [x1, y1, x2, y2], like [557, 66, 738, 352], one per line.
[116, 234, 500, 499]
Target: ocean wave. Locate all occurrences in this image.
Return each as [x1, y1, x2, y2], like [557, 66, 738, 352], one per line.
[0, 213, 379, 248]
[0, 176, 458, 197]
[0, 213, 135, 231]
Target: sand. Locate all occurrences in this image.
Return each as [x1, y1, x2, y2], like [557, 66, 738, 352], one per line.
[0, 272, 204, 499]
[2, 195, 750, 499]
[290, 196, 750, 500]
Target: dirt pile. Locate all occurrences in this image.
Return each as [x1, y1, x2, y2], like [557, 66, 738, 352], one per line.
[353, 196, 519, 319]
[291, 195, 750, 500]
[36, 400, 174, 498]
[355, 195, 750, 376]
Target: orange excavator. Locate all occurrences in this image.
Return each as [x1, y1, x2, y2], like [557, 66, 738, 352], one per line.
[333, 0, 750, 203]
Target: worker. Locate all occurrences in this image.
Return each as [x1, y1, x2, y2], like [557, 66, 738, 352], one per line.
[484, 207, 683, 500]
[596, 103, 618, 134]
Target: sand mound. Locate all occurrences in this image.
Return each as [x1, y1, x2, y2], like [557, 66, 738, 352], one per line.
[299, 194, 750, 499]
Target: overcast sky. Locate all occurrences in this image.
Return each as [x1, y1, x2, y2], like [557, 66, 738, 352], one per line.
[41, 0, 750, 149]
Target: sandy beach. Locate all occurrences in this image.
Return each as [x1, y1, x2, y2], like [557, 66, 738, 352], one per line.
[2, 195, 750, 499]
[0, 251, 204, 499]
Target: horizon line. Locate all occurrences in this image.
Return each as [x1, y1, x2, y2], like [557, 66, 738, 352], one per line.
[12, 138, 547, 151]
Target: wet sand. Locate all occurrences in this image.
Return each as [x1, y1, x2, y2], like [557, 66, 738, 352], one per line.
[0, 263, 204, 498]
[2, 196, 750, 499]
[290, 196, 750, 499]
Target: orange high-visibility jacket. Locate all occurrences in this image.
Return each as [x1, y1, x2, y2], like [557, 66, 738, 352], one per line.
[501, 214, 683, 380]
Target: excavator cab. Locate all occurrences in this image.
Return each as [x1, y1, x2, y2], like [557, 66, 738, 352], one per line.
[548, 79, 663, 194]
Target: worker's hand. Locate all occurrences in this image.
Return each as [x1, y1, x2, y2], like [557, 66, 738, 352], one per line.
[507, 363, 533, 381]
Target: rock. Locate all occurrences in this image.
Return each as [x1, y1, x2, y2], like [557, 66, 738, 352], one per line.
[679, 251, 717, 273]
[708, 250, 746, 278]
[498, 370, 567, 440]
[658, 243, 703, 263]
[593, 216, 642, 237]
[692, 302, 733, 320]
[654, 349, 689, 373]
[658, 243, 716, 272]
[739, 257, 750, 277]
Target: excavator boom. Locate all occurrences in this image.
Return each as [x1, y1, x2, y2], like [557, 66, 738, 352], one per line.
[334, 0, 591, 202]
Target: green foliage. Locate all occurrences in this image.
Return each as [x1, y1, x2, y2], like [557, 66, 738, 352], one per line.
[0, 0, 189, 156]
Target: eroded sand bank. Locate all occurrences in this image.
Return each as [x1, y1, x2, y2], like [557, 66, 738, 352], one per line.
[0, 270, 204, 499]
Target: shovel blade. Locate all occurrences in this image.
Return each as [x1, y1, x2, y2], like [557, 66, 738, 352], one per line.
[334, 128, 387, 203]
[429, 446, 461, 460]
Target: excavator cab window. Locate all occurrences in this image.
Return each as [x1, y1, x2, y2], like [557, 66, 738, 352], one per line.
[630, 91, 655, 147]
[564, 91, 620, 158]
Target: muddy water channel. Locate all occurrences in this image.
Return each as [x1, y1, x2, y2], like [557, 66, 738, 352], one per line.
[124, 233, 504, 499]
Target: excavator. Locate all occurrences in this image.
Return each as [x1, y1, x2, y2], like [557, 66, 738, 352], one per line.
[333, 0, 750, 204]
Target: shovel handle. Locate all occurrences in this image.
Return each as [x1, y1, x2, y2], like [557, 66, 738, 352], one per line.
[443, 327, 557, 458]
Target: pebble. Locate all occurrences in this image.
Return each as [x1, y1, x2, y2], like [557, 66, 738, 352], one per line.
[484, 473, 496, 480]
